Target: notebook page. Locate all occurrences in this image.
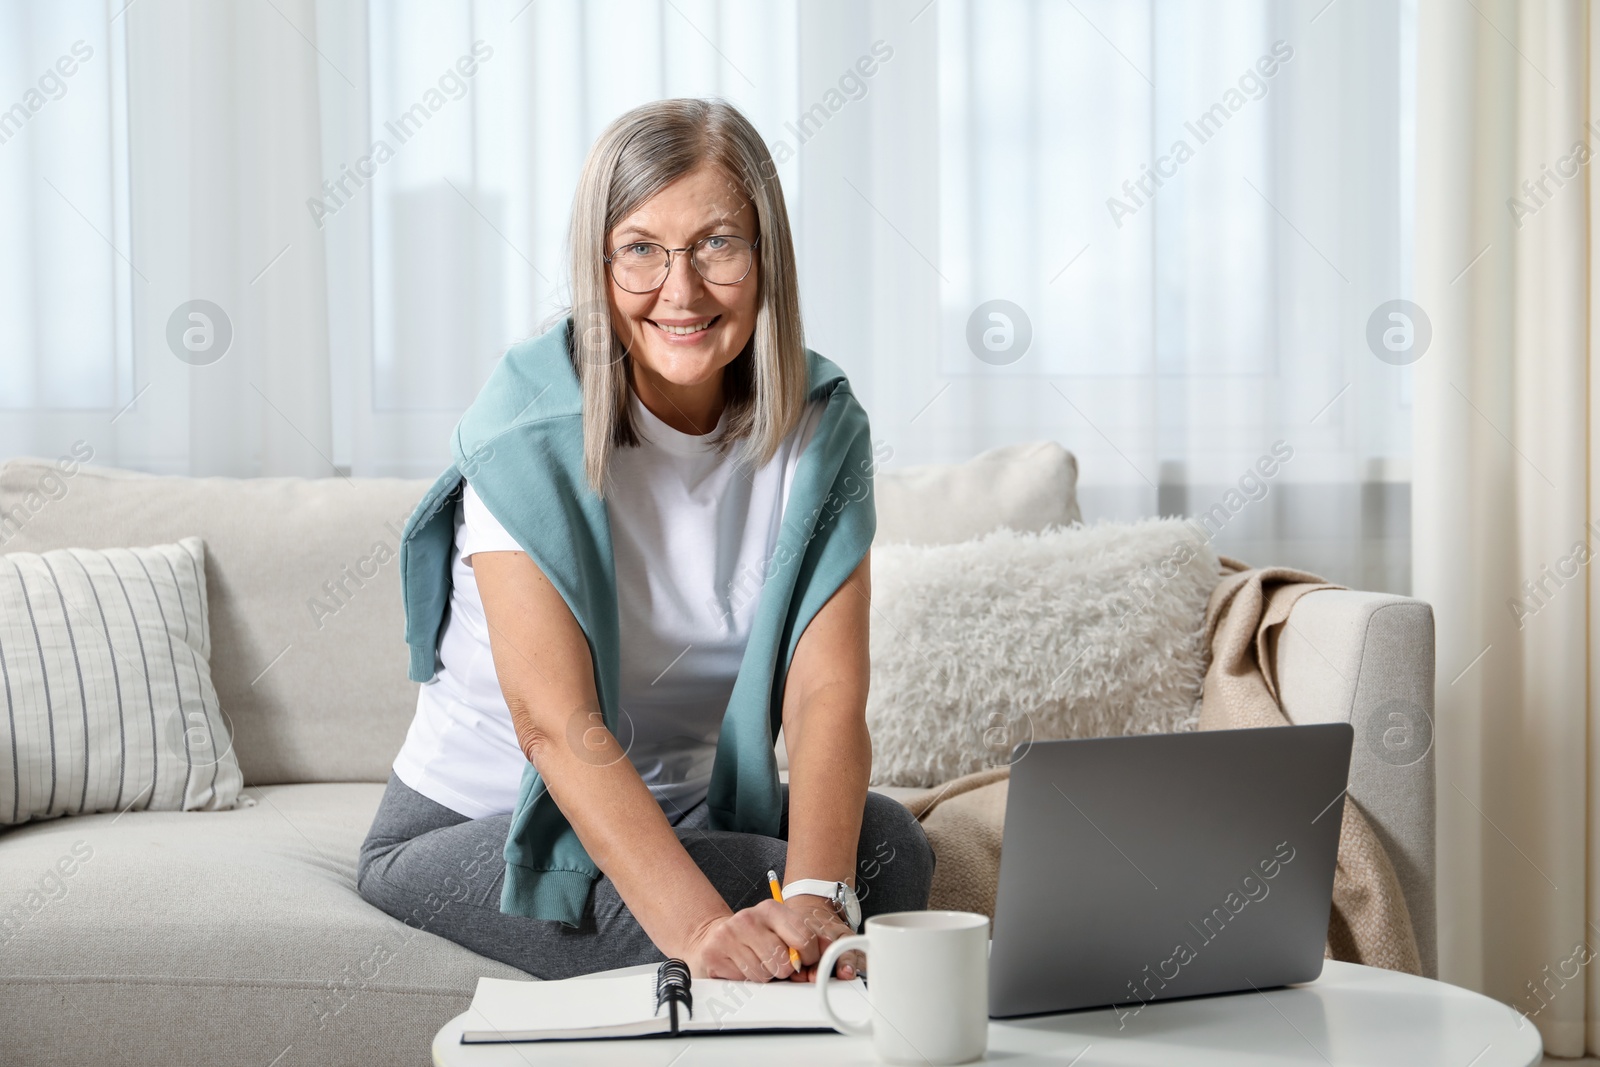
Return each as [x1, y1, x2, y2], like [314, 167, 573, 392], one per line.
[683, 975, 872, 1032]
[463, 973, 667, 1041]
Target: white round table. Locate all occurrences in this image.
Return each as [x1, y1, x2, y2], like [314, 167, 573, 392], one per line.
[432, 959, 1541, 1066]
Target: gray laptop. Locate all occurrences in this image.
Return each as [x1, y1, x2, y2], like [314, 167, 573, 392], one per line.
[987, 723, 1352, 1018]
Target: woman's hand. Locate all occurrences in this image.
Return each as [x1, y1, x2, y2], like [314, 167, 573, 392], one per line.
[681, 897, 862, 982]
[778, 895, 862, 983]
[682, 900, 812, 981]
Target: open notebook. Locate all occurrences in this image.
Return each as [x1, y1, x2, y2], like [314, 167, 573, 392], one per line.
[460, 958, 871, 1042]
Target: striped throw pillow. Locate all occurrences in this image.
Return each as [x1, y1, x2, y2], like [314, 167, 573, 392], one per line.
[0, 536, 244, 825]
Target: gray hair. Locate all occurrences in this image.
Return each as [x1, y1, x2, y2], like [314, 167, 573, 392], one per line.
[552, 98, 808, 497]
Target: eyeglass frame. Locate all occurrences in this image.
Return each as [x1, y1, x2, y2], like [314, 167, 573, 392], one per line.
[602, 234, 761, 294]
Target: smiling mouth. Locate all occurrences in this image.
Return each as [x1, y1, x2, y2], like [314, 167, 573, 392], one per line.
[648, 316, 720, 338]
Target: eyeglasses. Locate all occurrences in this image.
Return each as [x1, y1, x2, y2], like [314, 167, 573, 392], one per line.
[604, 234, 759, 294]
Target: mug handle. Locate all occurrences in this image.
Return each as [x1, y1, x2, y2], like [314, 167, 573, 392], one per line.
[816, 934, 873, 1037]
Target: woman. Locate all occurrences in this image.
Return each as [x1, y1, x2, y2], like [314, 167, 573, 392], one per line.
[357, 98, 935, 984]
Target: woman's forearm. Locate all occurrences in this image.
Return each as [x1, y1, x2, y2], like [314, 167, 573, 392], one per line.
[517, 697, 733, 957]
[783, 684, 872, 900]
[472, 550, 732, 958]
[779, 549, 875, 917]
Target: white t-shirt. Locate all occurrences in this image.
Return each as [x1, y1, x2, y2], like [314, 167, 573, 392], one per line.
[393, 386, 827, 822]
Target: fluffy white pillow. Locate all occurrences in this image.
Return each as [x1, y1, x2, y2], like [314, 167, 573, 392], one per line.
[866, 518, 1220, 787]
[0, 537, 245, 824]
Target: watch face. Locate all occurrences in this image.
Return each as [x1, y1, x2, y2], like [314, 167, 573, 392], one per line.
[841, 886, 862, 929]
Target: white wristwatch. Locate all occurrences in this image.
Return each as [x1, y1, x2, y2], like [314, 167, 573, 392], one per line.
[782, 878, 862, 932]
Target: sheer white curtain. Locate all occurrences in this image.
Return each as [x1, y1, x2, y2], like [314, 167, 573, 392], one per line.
[2, 0, 1413, 590]
[0, 0, 332, 477]
[1, 4, 132, 453]
[926, 0, 1415, 591]
[1416, 0, 1600, 1053]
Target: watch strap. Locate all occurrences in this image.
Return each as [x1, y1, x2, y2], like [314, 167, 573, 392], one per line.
[782, 878, 860, 931]
[780, 878, 842, 900]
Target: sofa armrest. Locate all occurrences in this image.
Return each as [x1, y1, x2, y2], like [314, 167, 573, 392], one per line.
[1272, 588, 1437, 977]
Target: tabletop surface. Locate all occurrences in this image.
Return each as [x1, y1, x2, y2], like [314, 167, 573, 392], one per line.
[432, 959, 1542, 1066]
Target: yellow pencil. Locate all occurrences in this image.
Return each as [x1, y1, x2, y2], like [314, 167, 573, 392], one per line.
[766, 868, 803, 973]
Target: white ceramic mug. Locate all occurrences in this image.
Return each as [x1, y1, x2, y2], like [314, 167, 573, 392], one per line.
[816, 910, 989, 1065]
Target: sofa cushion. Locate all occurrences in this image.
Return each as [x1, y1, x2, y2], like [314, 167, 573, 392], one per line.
[1, 536, 245, 823]
[873, 440, 1081, 546]
[865, 518, 1220, 787]
[0, 782, 527, 1065]
[0, 458, 433, 785]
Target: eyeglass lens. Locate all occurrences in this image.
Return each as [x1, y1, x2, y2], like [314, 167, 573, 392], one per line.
[609, 235, 754, 292]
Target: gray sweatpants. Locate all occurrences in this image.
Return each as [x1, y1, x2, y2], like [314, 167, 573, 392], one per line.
[356, 771, 936, 980]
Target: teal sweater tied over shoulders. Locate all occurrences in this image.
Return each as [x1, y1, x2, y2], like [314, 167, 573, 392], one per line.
[397, 317, 878, 927]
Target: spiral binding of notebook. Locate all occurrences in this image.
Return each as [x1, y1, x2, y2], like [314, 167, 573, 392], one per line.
[653, 958, 693, 1035]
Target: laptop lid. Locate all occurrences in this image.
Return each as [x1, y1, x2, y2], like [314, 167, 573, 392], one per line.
[987, 723, 1353, 1018]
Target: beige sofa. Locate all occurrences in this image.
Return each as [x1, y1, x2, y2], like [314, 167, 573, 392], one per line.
[0, 445, 1435, 1066]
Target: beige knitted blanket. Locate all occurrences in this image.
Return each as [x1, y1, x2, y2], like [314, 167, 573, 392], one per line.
[894, 562, 1423, 974]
